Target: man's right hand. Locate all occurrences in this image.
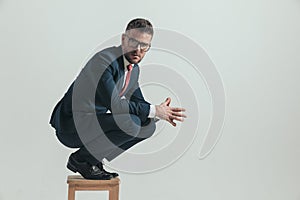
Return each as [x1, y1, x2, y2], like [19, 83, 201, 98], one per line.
[155, 97, 187, 127]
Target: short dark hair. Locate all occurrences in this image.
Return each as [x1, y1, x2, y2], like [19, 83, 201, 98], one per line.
[125, 18, 154, 36]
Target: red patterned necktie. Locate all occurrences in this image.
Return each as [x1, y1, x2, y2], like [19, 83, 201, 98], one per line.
[119, 64, 133, 96]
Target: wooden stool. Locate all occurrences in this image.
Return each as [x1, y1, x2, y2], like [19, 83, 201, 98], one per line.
[67, 175, 120, 200]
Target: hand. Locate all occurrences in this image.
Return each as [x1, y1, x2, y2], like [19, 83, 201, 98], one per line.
[155, 97, 187, 127]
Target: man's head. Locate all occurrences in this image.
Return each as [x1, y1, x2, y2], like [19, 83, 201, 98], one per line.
[121, 18, 154, 64]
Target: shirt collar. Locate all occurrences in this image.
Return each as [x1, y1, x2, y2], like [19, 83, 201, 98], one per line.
[123, 56, 130, 71]
[123, 55, 134, 72]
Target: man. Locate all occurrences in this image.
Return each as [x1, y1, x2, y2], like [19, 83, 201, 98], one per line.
[50, 18, 186, 180]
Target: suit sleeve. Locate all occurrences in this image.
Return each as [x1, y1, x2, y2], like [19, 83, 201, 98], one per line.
[95, 61, 150, 122]
[127, 81, 148, 102]
[127, 83, 156, 118]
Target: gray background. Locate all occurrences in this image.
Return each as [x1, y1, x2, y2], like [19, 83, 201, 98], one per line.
[0, 0, 300, 200]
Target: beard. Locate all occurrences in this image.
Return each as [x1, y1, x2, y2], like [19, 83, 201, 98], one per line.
[124, 50, 144, 64]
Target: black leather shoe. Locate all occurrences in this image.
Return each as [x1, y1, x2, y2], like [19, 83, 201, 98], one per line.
[67, 154, 113, 180]
[97, 162, 119, 178]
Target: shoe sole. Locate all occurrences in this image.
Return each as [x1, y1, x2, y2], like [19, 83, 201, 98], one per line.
[67, 161, 113, 180]
[67, 162, 78, 173]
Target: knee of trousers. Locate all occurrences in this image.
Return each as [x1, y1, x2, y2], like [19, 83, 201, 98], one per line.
[117, 114, 141, 137]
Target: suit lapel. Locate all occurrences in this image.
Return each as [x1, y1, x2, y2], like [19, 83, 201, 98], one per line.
[114, 46, 139, 96]
[115, 53, 125, 92]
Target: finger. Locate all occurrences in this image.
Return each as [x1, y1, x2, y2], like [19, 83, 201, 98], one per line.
[166, 98, 171, 106]
[166, 118, 176, 127]
[164, 97, 171, 106]
[170, 116, 185, 122]
[171, 111, 187, 118]
[171, 107, 186, 112]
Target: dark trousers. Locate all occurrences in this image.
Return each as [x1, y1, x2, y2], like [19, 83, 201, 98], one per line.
[56, 113, 156, 165]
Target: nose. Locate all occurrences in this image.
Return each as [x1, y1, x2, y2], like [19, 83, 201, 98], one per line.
[134, 44, 142, 52]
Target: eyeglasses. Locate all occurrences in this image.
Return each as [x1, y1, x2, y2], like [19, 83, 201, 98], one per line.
[124, 34, 151, 52]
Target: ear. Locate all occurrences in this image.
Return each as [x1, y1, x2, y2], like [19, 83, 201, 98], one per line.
[121, 33, 126, 43]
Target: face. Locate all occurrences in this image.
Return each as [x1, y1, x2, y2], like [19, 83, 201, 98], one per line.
[121, 29, 152, 64]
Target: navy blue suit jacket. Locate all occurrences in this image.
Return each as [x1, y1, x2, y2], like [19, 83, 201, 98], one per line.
[50, 46, 151, 135]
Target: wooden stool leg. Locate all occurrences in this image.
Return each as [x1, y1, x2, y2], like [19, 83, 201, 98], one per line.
[109, 185, 119, 200]
[68, 185, 75, 200]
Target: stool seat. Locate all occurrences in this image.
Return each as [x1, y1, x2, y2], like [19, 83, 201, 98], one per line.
[67, 175, 120, 200]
